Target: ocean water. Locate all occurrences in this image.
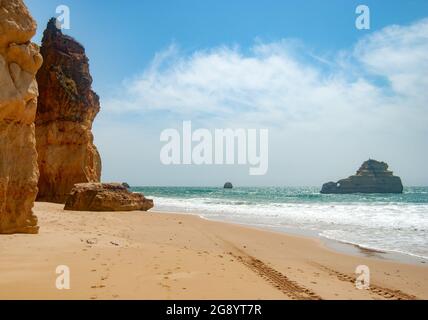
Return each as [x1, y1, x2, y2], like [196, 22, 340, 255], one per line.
[132, 186, 428, 260]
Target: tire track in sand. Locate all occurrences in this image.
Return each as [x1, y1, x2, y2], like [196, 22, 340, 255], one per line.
[221, 241, 322, 300]
[312, 263, 417, 300]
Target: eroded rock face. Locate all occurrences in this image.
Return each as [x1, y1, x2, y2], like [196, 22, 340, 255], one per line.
[321, 159, 403, 194]
[35, 18, 101, 203]
[64, 183, 154, 212]
[0, 0, 42, 233]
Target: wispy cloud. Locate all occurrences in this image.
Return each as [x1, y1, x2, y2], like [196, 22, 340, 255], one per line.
[104, 18, 428, 130]
[355, 18, 428, 103]
[96, 18, 428, 185]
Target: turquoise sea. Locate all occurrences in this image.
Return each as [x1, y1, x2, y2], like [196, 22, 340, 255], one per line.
[133, 186, 428, 260]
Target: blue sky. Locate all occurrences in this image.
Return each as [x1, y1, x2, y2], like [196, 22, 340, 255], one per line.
[25, 0, 428, 186]
[26, 0, 428, 98]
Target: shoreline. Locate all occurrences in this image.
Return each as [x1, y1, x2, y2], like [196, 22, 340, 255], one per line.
[151, 208, 428, 266]
[0, 202, 427, 300]
[139, 185, 428, 265]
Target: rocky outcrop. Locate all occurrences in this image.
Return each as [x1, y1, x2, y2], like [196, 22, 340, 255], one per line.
[224, 182, 233, 189]
[35, 18, 101, 203]
[64, 183, 154, 212]
[321, 159, 403, 194]
[0, 0, 42, 234]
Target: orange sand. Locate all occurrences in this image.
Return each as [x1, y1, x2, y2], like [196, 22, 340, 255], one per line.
[0, 202, 426, 300]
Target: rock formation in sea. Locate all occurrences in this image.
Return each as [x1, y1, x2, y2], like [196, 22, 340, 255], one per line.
[224, 182, 233, 189]
[0, 0, 43, 234]
[64, 183, 154, 212]
[35, 18, 101, 203]
[321, 159, 403, 194]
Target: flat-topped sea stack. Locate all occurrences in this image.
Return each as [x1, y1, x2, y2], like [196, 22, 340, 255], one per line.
[0, 0, 43, 233]
[321, 159, 403, 194]
[64, 183, 154, 212]
[35, 18, 101, 203]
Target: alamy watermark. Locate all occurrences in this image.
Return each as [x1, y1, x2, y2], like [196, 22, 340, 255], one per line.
[160, 121, 269, 175]
[355, 5, 370, 30]
[55, 265, 71, 290]
[355, 265, 370, 290]
[55, 5, 71, 30]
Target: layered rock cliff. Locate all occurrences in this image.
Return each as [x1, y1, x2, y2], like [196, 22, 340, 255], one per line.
[0, 0, 42, 233]
[35, 18, 101, 203]
[321, 159, 403, 194]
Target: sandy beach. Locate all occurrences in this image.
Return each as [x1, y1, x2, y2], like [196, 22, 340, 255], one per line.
[0, 202, 426, 300]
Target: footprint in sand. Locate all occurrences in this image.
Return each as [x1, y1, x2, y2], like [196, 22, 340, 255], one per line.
[91, 285, 106, 289]
[86, 238, 98, 245]
[158, 282, 171, 289]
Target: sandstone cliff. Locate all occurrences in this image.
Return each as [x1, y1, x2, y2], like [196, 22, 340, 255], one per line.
[35, 18, 101, 203]
[321, 159, 403, 194]
[0, 0, 42, 233]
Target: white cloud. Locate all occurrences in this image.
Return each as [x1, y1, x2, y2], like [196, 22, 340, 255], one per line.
[98, 18, 428, 185]
[104, 18, 428, 131]
[355, 19, 428, 112]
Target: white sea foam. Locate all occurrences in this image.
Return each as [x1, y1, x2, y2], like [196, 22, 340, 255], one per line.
[150, 196, 428, 259]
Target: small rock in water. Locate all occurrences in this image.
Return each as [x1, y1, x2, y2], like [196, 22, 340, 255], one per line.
[224, 182, 233, 189]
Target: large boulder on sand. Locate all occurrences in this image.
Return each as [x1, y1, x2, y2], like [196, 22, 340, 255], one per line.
[64, 183, 154, 212]
[321, 159, 403, 194]
[0, 0, 43, 234]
